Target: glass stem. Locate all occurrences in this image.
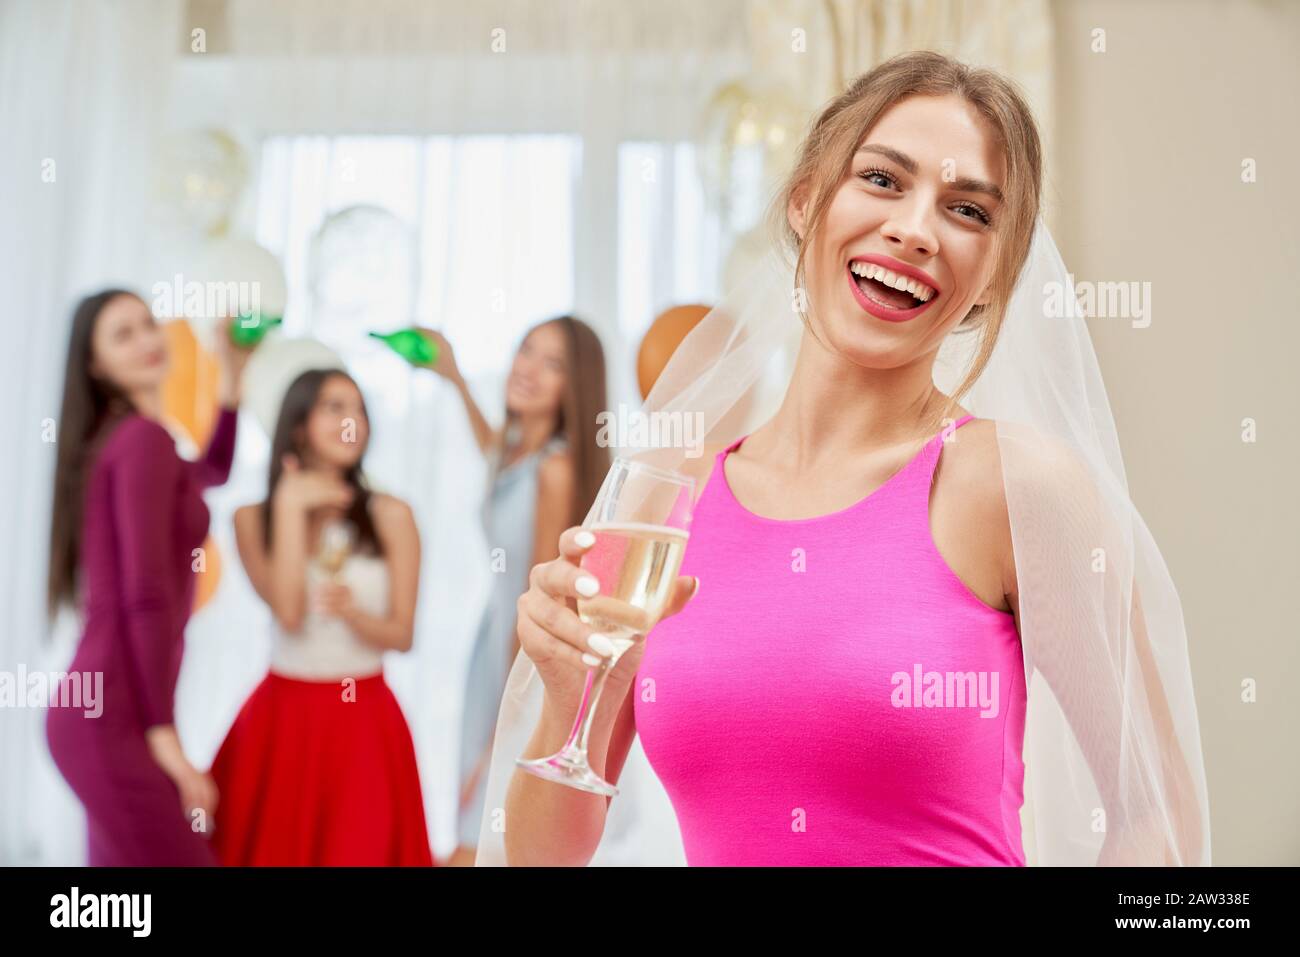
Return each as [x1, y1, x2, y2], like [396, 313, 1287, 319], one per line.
[562, 654, 618, 760]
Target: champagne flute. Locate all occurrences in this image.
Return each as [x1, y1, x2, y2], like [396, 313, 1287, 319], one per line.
[516, 458, 694, 796]
[317, 518, 356, 581]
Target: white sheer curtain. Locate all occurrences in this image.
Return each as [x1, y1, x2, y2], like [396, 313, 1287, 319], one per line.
[0, 0, 182, 865]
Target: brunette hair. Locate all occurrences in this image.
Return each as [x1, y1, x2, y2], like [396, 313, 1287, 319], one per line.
[47, 288, 143, 617]
[506, 316, 610, 527]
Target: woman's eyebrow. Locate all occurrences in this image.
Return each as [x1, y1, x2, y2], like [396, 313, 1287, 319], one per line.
[856, 144, 1004, 204]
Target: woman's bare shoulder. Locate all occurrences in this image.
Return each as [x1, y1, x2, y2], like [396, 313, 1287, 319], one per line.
[938, 417, 1016, 590]
[960, 417, 1106, 501]
[940, 416, 1111, 598]
[370, 491, 415, 527]
[943, 417, 1005, 483]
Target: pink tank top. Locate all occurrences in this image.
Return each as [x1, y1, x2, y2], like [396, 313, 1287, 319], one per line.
[634, 414, 1027, 866]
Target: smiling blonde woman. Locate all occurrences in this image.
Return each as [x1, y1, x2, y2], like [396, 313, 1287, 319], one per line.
[476, 50, 1211, 868]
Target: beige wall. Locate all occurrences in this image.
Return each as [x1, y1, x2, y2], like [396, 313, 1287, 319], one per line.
[1050, 0, 1299, 864]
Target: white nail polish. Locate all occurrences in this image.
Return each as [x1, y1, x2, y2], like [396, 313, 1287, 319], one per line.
[587, 632, 615, 657]
[575, 530, 595, 548]
[575, 575, 599, 598]
[581, 653, 602, 668]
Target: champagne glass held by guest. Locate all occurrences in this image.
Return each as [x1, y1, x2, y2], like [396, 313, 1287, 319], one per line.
[45, 294, 253, 866]
[208, 369, 434, 866]
[413, 318, 609, 866]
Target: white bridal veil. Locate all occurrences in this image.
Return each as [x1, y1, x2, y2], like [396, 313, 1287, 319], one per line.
[475, 214, 1212, 867]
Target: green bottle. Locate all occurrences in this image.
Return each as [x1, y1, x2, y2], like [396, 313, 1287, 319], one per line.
[369, 329, 438, 366]
[230, 312, 283, 347]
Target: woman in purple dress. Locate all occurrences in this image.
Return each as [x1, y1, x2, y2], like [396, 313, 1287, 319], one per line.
[45, 290, 252, 866]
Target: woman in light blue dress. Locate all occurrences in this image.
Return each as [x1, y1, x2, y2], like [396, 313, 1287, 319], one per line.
[417, 317, 609, 865]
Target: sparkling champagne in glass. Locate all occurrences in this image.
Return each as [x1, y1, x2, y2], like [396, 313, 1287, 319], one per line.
[515, 458, 694, 796]
[575, 522, 689, 658]
[317, 519, 355, 580]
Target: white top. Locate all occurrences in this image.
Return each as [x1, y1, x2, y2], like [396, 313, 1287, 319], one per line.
[269, 553, 389, 680]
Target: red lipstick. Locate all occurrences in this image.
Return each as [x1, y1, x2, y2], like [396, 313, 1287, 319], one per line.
[846, 254, 941, 323]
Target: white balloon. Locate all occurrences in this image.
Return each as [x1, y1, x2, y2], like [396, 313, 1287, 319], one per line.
[155, 129, 249, 237]
[308, 205, 415, 331]
[184, 237, 289, 339]
[242, 337, 346, 439]
[695, 78, 806, 232]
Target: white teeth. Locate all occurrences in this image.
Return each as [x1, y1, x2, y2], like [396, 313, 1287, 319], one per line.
[848, 261, 936, 302]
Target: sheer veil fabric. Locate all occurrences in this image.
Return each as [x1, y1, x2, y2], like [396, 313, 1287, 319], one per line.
[476, 215, 1212, 866]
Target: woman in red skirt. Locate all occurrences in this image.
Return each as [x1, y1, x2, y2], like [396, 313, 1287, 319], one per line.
[210, 369, 433, 866]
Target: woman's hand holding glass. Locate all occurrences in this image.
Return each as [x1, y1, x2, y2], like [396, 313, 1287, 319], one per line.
[517, 526, 698, 721]
[515, 459, 697, 795]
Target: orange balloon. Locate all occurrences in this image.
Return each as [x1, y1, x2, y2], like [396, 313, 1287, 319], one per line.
[161, 320, 224, 611]
[635, 303, 763, 450]
[160, 320, 221, 448]
[636, 304, 712, 400]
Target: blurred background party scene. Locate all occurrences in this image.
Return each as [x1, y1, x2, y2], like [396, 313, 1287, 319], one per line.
[1, 0, 1295, 865]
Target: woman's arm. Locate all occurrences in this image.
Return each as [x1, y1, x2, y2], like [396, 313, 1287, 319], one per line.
[233, 499, 309, 632]
[240, 461, 356, 633]
[187, 406, 238, 490]
[145, 725, 218, 821]
[503, 540, 698, 867]
[266, 494, 312, 634]
[503, 641, 657, 866]
[188, 316, 250, 489]
[323, 494, 421, 653]
[448, 371, 500, 459]
[505, 680, 634, 867]
[1098, 584, 1205, 866]
[108, 418, 185, 731]
[104, 418, 220, 818]
[998, 434, 1206, 865]
[502, 452, 712, 864]
[232, 505, 276, 607]
[504, 451, 574, 670]
[412, 327, 500, 457]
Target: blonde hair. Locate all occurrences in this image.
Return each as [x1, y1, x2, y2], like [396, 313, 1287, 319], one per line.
[768, 50, 1044, 432]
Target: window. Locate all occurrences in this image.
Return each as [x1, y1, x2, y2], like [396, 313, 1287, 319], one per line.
[617, 141, 722, 341]
[256, 134, 581, 378]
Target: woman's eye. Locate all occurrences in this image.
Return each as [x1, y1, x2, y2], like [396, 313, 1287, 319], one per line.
[857, 168, 897, 189]
[954, 203, 992, 226]
[858, 166, 993, 227]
